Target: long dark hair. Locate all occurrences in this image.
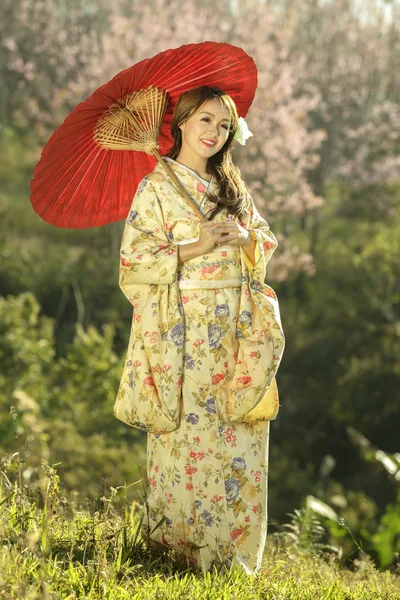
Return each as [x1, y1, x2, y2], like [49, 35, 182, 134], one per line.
[167, 86, 248, 220]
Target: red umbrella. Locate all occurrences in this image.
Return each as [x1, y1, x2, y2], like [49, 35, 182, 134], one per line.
[30, 41, 258, 229]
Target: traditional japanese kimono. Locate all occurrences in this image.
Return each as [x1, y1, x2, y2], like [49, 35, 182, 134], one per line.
[115, 157, 285, 574]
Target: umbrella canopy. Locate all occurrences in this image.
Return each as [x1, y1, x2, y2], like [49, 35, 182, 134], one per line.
[30, 41, 258, 228]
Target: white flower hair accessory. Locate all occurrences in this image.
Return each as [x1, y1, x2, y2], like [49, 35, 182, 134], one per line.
[233, 117, 253, 145]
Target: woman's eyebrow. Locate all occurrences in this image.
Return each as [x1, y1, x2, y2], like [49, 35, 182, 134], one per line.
[199, 111, 230, 123]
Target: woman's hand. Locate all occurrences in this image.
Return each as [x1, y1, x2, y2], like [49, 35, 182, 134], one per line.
[177, 216, 254, 264]
[196, 217, 251, 253]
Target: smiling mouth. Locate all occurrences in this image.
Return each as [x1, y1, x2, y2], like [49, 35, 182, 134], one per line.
[201, 139, 216, 147]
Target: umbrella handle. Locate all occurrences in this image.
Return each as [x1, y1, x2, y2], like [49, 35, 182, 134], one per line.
[153, 150, 208, 223]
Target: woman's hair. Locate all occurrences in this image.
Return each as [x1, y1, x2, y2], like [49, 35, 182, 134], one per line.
[167, 86, 248, 219]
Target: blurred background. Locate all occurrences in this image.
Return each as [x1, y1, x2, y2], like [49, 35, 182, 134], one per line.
[1, 0, 400, 568]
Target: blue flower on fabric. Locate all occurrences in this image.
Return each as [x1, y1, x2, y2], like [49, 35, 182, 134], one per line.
[225, 478, 241, 503]
[165, 517, 172, 526]
[137, 177, 148, 195]
[187, 517, 194, 525]
[208, 324, 223, 348]
[184, 353, 195, 370]
[238, 310, 252, 325]
[231, 457, 247, 471]
[127, 210, 138, 224]
[178, 301, 185, 317]
[194, 500, 202, 509]
[200, 510, 214, 527]
[128, 371, 133, 388]
[251, 280, 263, 292]
[170, 323, 185, 347]
[205, 396, 217, 415]
[214, 304, 230, 317]
[186, 413, 199, 425]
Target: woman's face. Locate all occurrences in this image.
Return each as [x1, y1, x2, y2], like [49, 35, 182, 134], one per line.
[179, 97, 231, 161]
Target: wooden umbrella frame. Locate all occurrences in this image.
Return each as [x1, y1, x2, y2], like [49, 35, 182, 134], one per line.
[93, 86, 207, 222]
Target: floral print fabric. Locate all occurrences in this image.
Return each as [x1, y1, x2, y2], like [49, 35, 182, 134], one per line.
[115, 159, 285, 573]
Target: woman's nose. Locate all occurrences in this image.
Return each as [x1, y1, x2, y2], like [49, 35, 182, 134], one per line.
[208, 125, 220, 137]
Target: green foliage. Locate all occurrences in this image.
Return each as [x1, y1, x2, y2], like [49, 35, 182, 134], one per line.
[1, 466, 399, 600]
[279, 507, 338, 556]
[0, 292, 145, 503]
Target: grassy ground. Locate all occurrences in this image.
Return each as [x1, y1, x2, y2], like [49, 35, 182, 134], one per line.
[1, 465, 400, 599]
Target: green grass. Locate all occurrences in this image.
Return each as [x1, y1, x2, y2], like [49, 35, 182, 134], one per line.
[1, 464, 400, 599]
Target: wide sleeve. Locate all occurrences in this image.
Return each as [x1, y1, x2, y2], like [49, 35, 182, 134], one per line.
[115, 177, 184, 434]
[221, 192, 285, 423]
[239, 191, 278, 275]
[119, 177, 179, 298]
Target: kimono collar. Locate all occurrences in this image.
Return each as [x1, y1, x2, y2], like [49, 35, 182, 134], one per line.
[161, 157, 214, 190]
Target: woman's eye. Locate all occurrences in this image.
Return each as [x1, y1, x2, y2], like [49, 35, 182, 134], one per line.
[222, 124, 229, 130]
[201, 117, 211, 122]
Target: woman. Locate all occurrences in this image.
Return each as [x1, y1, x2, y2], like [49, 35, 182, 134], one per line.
[115, 86, 285, 574]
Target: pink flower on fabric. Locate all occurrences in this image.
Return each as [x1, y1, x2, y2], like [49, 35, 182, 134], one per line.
[133, 360, 142, 366]
[181, 296, 190, 304]
[211, 495, 223, 504]
[204, 265, 219, 274]
[121, 257, 131, 266]
[193, 339, 205, 347]
[197, 182, 207, 193]
[143, 376, 155, 386]
[230, 528, 243, 541]
[185, 465, 198, 475]
[263, 240, 275, 251]
[185, 483, 193, 491]
[162, 364, 172, 372]
[212, 373, 225, 385]
[236, 376, 252, 385]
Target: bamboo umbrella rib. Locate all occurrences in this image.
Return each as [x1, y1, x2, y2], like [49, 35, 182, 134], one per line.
[93, 86, 205, 221]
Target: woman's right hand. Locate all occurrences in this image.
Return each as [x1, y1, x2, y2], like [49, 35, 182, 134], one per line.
[196, 220, 233, 253]
[177, 217, 238, 264]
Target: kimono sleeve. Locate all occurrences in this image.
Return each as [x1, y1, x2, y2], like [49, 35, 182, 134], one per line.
[115, 176, 184, 434]
[239, 191, 278, 276]
[220, 192, 285, 424]
[119, 177, 179, 302]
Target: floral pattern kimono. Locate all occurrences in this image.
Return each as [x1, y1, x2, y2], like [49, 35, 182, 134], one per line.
[115, 157, 285, 574]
